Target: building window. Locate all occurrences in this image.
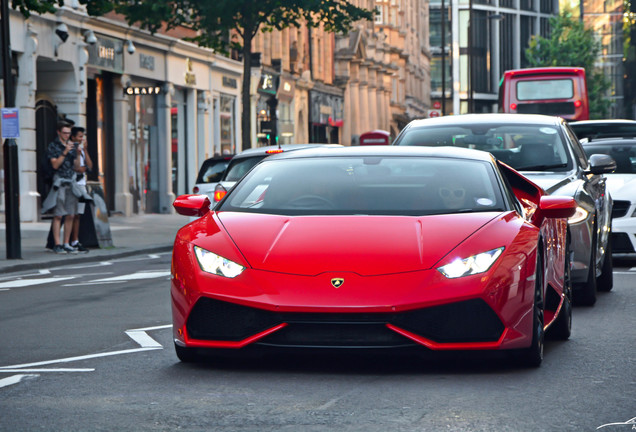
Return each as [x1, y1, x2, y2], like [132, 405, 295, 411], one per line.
[520, 15, 535, 69]
[375, 5, 383, 24]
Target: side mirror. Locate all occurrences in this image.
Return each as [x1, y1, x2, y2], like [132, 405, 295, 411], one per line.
[173, 194, 211, 217]
[538, 195, 577, 219]
[588, 153, 616, 175]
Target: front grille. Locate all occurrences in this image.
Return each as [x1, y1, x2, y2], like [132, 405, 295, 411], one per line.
[517, 102, 575, 116]
[186, 297, 504, 348]
[612, 232, 635, 253]
[612, 200, 631, 219]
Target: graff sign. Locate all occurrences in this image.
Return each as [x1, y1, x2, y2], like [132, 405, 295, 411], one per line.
[125, 86, 162, 95]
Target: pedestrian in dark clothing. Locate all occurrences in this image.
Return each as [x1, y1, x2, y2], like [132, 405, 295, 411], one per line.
[41, 122, 81, 254]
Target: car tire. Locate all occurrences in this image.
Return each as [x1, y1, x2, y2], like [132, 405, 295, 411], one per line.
[574, 228, 597, 306]
[174, 343, 200, 363]
[597, 228, 613, 292]
[516, 249, 545, 367]
[548, 232, 572, 340]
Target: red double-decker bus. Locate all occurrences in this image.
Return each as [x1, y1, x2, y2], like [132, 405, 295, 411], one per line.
[498, 67, 589, 121]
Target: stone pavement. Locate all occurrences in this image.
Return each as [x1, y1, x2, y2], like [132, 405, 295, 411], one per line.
[0, 213, 189, 274]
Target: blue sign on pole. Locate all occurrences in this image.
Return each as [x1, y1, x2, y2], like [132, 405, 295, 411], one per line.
[1, 107, 20, 139]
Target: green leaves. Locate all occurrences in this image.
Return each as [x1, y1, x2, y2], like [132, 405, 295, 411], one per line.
[525, 11, 611, 118]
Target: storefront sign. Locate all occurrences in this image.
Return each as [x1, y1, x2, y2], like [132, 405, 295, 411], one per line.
[258, 73, 278, 95]
[223, 76, 237, 89]
[1, 108, 20, 139]
[125, 86, 162, 95]
[276, 77, 295, 102]
[185, 58, 196, 85]
[87, 35, 124, 73]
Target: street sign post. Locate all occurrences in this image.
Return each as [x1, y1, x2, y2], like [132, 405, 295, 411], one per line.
[2, 0, 22, 259]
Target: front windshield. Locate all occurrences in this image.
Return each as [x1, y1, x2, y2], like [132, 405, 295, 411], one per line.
[396, 124, 573, 172]
[219, 156, 507, 216]
[584, 143, 636, 174]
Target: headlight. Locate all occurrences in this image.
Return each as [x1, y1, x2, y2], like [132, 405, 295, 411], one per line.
[437, 247, 504, 279]
[568, 206, 589, 224]
[194, 246, 245, 278]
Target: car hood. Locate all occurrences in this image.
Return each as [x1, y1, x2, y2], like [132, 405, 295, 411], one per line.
[519, 171, 574, 194]
[605, 174, 636, 201]
[214, 212, 502, 276]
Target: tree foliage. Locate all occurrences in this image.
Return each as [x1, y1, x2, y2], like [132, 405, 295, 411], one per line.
[10, 0, 113, 17]
[102, 0, 375, 149]
[11, 0, 374, 149]
[525, 11, 611, 119]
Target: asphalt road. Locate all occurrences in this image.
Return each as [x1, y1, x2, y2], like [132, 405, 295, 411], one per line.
[0, 253, 634, 432]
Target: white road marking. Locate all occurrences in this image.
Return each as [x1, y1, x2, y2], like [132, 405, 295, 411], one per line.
[89, 271, 171, 283]
[0, 324, 171, 374]
[125, 330, 164, 348]
[0, 276, 76, 289]
[63, 281, 127, 286]
[0, 347, 161, 370]
[0, 269, 50, 281]
[0, 374, 39, 389]
[0, 368, 94, 373]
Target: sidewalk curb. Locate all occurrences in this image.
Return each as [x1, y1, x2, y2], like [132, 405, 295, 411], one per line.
[1, 245, 173, 274]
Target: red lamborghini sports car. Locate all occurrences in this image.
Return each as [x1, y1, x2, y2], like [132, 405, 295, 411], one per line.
[171, 146, 576, 366]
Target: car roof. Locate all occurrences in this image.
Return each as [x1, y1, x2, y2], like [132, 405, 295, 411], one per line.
[581, 138, 636, 146]
[231, 144, 342, 159]
[571, 119, 636, 126]
[570, 120, 636, 140]
[401, 113, 564, 129]
[268, 143, 496, 163]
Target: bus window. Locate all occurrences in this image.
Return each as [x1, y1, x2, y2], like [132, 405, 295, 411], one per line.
[499, 67, 589, 121]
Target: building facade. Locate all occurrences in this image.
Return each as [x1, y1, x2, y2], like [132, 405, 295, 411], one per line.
[1, 5, 242, 222]
[248, 0, 431, 146]
[580, 0, 628, 118]
[430, 0, 559, 114]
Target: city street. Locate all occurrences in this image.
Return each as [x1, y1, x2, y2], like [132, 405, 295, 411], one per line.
[0, 252, 634, 431]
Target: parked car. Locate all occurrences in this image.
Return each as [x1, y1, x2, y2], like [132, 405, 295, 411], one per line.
[211, 144, 342, 204]
[570, 119, 636, 141]
[582, 137, 636, 256]
[392, 113, 616, 305]
[192, 154, 234, 201]
[172, 146, 576, 366]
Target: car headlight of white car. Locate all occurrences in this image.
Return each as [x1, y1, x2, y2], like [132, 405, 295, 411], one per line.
[194, 246, 245, 278]
[437, 247, 504, 279]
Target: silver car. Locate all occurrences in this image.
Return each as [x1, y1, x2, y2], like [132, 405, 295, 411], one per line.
[393, 113, 616, 306]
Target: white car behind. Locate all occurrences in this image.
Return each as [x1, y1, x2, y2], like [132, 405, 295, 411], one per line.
[582, 138, 636, 256]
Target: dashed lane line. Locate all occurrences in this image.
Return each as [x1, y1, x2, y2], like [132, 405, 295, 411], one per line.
[0, 276, 76, 289]
[0, 374, 40, 389]
[0, 324, 172, 389]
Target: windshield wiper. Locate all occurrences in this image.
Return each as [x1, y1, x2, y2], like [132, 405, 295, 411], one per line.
[516, 163, 568, 171]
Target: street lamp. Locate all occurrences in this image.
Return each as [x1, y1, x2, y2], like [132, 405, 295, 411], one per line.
[1, 0, 21, 259]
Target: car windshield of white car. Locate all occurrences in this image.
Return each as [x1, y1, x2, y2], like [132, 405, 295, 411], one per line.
[583, 142, 636, 174]
[218, 156, 508, 216]
[396, 124, 573, 172]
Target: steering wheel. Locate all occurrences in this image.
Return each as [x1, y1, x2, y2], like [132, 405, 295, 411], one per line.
[286, 194, 336, 209]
